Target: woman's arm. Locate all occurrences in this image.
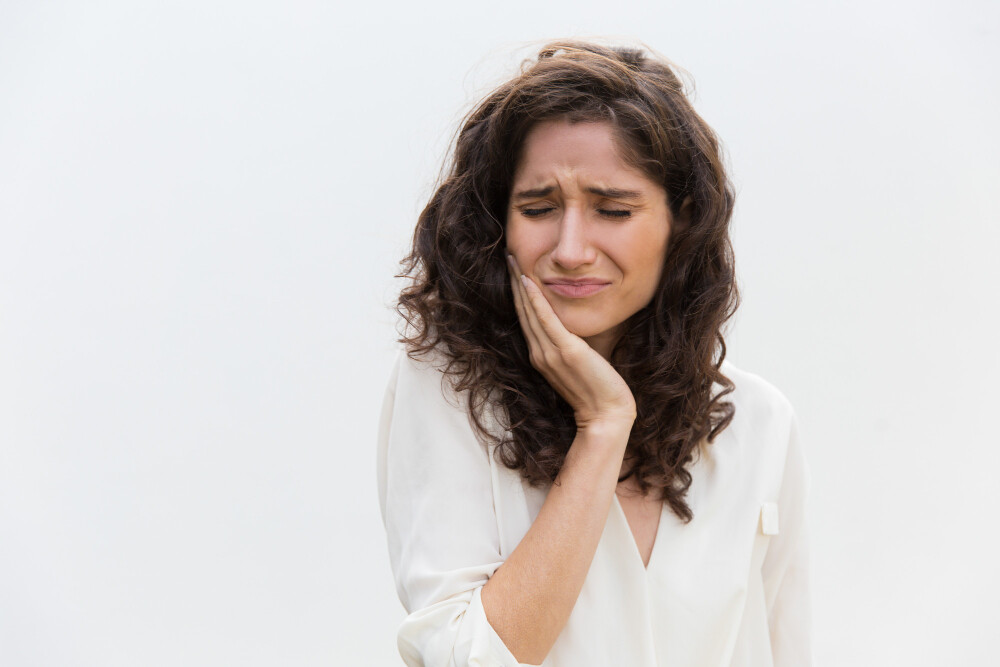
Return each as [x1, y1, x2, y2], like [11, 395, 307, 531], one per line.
[379, 351, 631, 667]
[479, 258, 637, 664]
[761, 411, 815, 666]
[379, 352, 519, 666]
[378, 257, 636, 666]
[481, 419, 630, 664]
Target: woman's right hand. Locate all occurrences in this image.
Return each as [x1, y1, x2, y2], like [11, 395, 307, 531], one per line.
[507, 254, 637, 431]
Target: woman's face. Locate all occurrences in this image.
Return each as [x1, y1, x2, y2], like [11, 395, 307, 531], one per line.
[505, 119, 673, 357]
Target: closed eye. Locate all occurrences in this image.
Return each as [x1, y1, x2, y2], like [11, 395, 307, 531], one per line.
[521, 207, 555, 218]
[519, 207, 631, 219]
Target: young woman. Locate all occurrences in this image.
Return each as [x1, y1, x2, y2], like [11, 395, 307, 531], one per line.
[377, 40, 813, 667]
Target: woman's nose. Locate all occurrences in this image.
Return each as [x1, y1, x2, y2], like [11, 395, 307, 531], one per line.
[550, 207, 597, 270]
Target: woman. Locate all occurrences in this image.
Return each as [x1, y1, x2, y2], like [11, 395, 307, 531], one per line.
[377, 40, 813, 667]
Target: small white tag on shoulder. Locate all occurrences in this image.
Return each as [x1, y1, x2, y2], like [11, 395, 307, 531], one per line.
[760, 501, 780, 535]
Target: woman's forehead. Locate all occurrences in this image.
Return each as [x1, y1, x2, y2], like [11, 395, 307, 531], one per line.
[512, 121, 662, 197]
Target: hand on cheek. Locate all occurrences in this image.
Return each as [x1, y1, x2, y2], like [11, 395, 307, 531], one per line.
[506, 254, 636, 428]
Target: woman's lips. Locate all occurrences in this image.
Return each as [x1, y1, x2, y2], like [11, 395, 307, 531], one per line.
[544, 281, 611, 298]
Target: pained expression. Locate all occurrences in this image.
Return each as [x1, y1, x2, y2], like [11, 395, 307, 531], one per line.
[505, 119, 673, 355]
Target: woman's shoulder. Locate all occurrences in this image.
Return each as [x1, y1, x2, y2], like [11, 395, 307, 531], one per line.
[718, 357, 796, 426]
[387, 344, 471, 414]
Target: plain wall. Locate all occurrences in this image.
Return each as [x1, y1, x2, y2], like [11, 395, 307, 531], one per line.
[1, 1, 997, 665]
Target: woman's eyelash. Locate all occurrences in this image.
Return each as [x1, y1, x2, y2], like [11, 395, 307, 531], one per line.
[520, 207, 632, 219]
[521, 207, 554, 217]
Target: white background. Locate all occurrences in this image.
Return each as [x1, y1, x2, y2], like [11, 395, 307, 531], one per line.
[1, 1, 997, 665]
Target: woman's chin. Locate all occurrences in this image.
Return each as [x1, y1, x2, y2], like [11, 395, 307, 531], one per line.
[559, 317, 620, 342]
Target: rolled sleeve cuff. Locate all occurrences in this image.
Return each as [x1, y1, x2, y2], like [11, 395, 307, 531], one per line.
[398, 585, 542, 667]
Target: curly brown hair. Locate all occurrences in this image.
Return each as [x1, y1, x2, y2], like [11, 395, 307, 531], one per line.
[396, 40, 739, 523]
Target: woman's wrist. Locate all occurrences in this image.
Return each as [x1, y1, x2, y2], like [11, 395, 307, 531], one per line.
[573, 417, 634, 453]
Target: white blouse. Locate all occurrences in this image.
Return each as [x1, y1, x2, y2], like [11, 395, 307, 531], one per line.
[377, 348, 814, 667]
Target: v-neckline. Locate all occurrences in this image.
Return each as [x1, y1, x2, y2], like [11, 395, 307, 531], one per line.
[611, 491, 665, 572]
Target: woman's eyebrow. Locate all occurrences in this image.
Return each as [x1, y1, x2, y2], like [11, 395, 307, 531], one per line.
[511, 186, 643, 201]
[587, 186, 643, 200]
[512, 186, 555, 200]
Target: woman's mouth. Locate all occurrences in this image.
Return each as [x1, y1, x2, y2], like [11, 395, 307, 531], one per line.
[543, 280, 611, 298]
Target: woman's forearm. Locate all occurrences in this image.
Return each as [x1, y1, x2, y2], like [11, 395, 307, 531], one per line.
[480, 420, 631, 664]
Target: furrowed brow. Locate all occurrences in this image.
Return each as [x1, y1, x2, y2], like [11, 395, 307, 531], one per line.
[512, 186, 555, 200]
[587, 187, 643, 201]
[511, 185, 644, 201]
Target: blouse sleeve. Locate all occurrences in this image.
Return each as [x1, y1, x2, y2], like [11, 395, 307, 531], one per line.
[376, 351, 538, 667]
[761, 410, 816, 666]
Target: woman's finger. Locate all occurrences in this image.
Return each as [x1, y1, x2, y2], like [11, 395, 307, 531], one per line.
[506, 255, 530, 332]
[519, 274, 576, 349]
[507, 259, 535, 343]
[507, 255, 541, 353]
[507, 255, 549, 348]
